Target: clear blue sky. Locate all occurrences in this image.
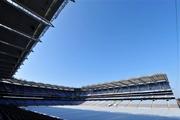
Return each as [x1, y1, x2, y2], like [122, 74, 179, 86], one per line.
[15, 0, 180, 97]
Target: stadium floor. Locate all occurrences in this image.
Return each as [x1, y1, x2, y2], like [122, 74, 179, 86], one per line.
[25, 106, 180, 120]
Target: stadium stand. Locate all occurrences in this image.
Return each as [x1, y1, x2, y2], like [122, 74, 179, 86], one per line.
[78, 74, 179, 108]
[177, 98, 180, 108]
[0, 74, 179, 108]
[0, 78, 76, 106]
[0, 105, 62, 120]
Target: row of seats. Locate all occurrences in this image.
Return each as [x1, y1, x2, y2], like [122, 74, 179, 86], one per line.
[73, 100, 179, 109]
[0, 99, 76, 106]
[1, 98, 178, 109]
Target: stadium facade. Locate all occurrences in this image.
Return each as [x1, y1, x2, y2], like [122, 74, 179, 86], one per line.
[0, 0, 179, 119]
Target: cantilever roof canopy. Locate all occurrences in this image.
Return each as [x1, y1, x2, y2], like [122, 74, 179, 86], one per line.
[1, 78, 75, 91]
[0, 0, 70, 79]
[82, 74, 169, 90]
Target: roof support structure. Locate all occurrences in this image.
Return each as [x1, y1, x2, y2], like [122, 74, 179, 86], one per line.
[0, 39, 24, 50]
[0, 64, 14, 68]
[0, 72, 10, 76]
[0, 51, 19, 58]
[128, 80, 138, 85]
[137, 78, 147, 84]
[82, 74, 171, 91]
[150, 76, 157, 83]
[4, 0, 53, 27]
[109, 83, 122, 88]
[0, 0, 71, 79]
[37, 0, 70, 38]
[118, 81, 129, 86]
[0, 23, 38, 41]
[0, 22, 40, 78]
[0, 69, 11, 72]
[9, 37, 38, 77]
[0, 58, 17, 64]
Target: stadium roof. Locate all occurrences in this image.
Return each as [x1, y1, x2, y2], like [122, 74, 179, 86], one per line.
[82, 74, 169, 90]
[0, 0, 71, 79]
[1, 78, 75, 91]
[1, 74, 169, 92]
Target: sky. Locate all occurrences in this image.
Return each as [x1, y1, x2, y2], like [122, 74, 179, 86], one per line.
[15, 0, 180, 97]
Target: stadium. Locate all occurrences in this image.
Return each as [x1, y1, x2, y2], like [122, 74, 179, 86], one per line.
[0, 0, 179, 120]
